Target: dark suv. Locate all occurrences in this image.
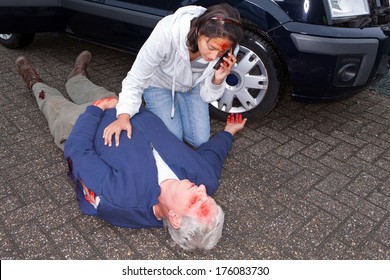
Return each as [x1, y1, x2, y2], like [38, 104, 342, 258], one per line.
[1, 0, 390, 120]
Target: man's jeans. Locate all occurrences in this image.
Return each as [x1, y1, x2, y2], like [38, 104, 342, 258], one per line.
[143, 85, 210, 148]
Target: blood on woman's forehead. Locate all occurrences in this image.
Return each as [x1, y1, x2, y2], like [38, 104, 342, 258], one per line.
[213, 38, 232, 51]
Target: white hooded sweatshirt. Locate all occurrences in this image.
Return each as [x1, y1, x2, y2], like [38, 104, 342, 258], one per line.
[116, 5, 227, 118]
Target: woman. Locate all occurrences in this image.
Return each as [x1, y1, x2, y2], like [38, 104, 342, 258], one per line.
[103, 3, 243, 148]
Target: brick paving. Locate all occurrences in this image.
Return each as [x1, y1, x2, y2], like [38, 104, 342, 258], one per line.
[0, 33, 389, 260]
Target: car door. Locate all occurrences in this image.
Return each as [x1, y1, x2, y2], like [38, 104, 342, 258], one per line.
[59, 0, 169, 51]
[0, 0, 67, 33]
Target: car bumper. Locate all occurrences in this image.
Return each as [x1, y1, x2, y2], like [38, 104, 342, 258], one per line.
[276, 22, 390, 100]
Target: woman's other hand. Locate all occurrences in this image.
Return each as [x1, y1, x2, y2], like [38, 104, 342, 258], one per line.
[102, 113, 132, 147]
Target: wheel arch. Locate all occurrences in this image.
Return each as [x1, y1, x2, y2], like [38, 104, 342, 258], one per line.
[241, 17, 290, 95]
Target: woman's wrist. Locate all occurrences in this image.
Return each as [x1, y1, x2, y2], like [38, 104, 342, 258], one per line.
[118, 113, 131, 121]
[212, 75, 224, 85]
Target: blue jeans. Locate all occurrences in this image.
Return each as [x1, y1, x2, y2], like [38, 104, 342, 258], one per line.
[143, 86, 210, 147]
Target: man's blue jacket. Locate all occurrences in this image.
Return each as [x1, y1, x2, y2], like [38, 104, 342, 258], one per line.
[64, 106, 233, 229]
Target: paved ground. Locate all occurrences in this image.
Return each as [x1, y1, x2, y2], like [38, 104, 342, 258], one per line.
[1, 33, 389, 260]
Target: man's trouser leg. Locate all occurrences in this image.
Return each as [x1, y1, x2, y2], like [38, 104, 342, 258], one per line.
[32, 82, 88, 151]
[65, 75, 117, 105]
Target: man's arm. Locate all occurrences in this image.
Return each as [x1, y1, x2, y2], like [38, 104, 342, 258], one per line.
[64, 98, 118, 195]
[196, 114, 247, 193]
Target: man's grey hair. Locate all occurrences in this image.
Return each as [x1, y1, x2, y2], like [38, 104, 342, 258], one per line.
[164, 205, 225, 251]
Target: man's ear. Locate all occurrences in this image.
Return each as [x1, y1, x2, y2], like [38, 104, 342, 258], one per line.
[168, 210, 181, 229]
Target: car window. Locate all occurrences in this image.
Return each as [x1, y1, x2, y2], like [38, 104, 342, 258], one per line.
[104, 0, 169, 16]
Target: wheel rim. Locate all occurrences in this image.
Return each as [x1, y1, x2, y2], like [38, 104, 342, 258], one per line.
[0, 34, 12, 40]
[210, 45, 269, 114]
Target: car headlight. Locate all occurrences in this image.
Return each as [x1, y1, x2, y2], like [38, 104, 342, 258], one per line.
[327, 0, 369, 20]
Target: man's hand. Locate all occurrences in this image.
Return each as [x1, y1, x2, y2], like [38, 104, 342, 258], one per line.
[92, 96, 118, 111]
[103, 113, 132, 147]
[224, 113, 247, 136]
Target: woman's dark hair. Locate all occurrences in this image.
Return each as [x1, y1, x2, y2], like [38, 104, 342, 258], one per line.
[187, 3, 243, 53]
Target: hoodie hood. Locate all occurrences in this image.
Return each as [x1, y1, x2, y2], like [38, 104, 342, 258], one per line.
[170, 5, 206, 60]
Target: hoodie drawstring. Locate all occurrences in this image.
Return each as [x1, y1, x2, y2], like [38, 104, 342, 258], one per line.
[170, 52, 178, 119]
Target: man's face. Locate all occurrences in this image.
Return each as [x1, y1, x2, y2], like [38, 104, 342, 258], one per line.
[172, 179, 219, 223]
[197, 36, 233, 62]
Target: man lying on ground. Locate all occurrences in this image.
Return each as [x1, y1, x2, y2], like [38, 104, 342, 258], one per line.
[15, 51, 246, 251]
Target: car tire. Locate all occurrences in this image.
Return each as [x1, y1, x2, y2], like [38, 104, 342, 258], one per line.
[209, 29, 285, 121]
[0, 33, 35, 49]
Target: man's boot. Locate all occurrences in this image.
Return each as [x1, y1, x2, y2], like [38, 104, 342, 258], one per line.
[15, 56, 42, 91]
[67, 50, 92, 80]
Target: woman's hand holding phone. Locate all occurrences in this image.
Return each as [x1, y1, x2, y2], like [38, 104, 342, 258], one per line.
[212, 45, 239, 85]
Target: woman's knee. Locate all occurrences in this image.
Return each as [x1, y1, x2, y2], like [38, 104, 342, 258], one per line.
[184, 122, 210, 147]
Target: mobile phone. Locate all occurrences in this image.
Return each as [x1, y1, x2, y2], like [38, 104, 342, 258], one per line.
[213, 44, 240, 70]
[213, 51, 229, 70]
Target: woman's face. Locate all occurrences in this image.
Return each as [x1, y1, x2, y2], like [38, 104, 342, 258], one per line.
[197, 36, 233, 61]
